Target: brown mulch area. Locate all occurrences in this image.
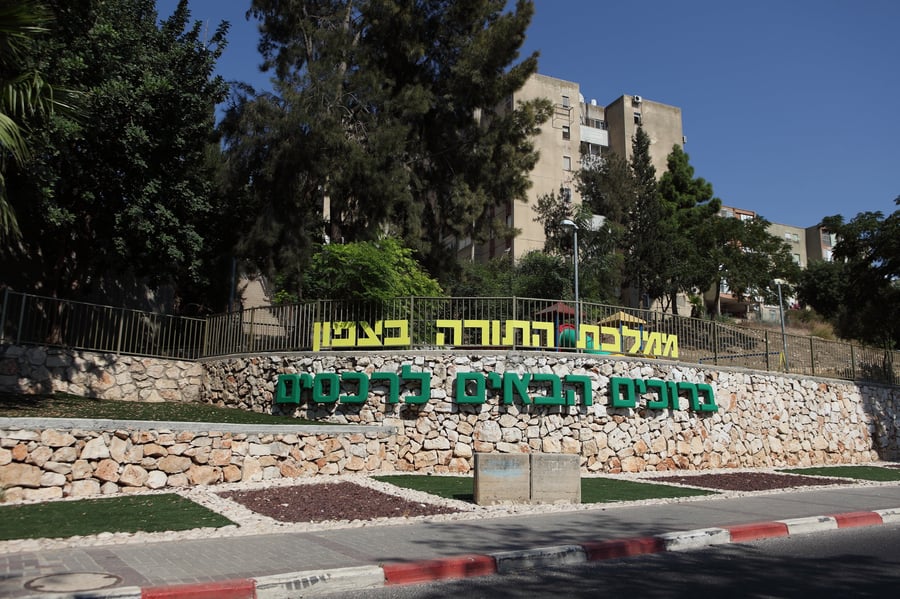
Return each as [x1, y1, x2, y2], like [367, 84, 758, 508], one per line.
[642, 471, 849, 492]
[219, 481, 460, 523]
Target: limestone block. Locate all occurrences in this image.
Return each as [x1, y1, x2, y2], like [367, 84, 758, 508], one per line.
[0, 462, 42, 488]
[158, 455, 192, 474]
[188, 465, 220, 485]
[23, 487, 62, 501]
[0, 447, 11, 466]
[146, 471, 167, 489]
[69, 479, 102, 497]
[81, 437, 110, 460]
[41, 430, 76, 448]
[93, 459, 120, 482]
[40, 471, 66, 487]
[120, 464, 149, 487]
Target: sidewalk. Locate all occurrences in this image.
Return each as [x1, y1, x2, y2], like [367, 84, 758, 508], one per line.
[2, 483, 900, 598]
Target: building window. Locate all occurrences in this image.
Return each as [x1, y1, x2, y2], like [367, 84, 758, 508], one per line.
[792, 253, 801, 264]
[561, 187, 572, 203]
[563, 156, 571, 171]
[562, 125, 570, 140]
[634, 112, 642, 125]
[561, 95, 570, 107]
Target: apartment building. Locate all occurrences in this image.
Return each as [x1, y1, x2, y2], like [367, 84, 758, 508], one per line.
[458, 73, 685, 262]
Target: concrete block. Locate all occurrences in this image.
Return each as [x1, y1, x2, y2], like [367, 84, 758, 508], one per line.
[473, 453, 529, 505]
[530, 453, 580, 504]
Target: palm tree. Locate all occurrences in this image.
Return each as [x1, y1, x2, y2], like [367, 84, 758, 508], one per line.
[0, 0, 61, 241]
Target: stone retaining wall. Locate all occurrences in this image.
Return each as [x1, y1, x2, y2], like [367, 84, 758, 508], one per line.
[0, 344, 202, 402]
[0, 420, 394, 503]
[1, 348, 899, 502]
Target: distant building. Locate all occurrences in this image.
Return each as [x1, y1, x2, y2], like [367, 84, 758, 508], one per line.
[457, 73, 684, 262]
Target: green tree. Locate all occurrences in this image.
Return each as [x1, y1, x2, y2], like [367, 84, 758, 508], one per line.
[4, 0, 228, 305]
[513, 250, 570, 300]
[224, 0, 551, 289]
[657, 145, 722, 312]
[0, 0, 72, 241]
[797, 259, 848, 320]
[699, 215, 799, 315]
[821, 203, 900, 346]
[302, 238, 443, 301]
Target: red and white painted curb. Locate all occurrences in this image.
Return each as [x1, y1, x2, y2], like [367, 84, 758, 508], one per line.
[27, 507, 900, 599]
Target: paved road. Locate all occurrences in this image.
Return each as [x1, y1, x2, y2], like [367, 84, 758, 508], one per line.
[2, 484, 900, 597]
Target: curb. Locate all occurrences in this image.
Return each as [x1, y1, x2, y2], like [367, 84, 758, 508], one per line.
[19, 507, 899, 599]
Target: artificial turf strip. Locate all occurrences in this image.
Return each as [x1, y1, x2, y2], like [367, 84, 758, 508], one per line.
[779, 466, 900, 482]
[0, 494, 235, 541]
[373, 475, 716, 504]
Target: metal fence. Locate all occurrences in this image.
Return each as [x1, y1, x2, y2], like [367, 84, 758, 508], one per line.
[0, 289, 205, 360]
[2, 289, 898, 385]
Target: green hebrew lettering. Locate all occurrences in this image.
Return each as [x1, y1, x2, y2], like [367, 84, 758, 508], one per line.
[275, 373, 310, 404]
[563, 375, 592, 406]
[610, 377, 637, 408]
[645, 379, 670, 409]
[667, 381, 680, 409]
[401, 365, 431, 404]
[371, 372, 400, 404]
[532, 373, 565, 405]
[678, 382, 700, 411]
[502, 372, 532, 404]
[339, 372, 369, 404]
[313, 372, 341, 403]
[696, 383, 718, 412]
[455, 372, 486, 404]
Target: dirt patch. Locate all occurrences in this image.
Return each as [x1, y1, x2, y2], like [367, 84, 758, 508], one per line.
[219, 481, 460, 523]
[641, 471, 849, 492]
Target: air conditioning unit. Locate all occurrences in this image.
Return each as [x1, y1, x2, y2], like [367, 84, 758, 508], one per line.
[633, 95, 642, 104]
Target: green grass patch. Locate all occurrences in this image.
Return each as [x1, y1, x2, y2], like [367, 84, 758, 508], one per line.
[779, 466, 900, 482]
[0, 392, 318, 425]
[374, 475, 716, 504]
[0, 494, 234, 541]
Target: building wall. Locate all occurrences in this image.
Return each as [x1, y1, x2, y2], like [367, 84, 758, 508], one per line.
[768, 222, 808, 268]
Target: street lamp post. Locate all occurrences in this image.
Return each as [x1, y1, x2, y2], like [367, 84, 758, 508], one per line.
[774, 278, 788, 371]
[561, 219, 579, 349]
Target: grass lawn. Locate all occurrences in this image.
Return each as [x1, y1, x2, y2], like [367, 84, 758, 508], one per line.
[0, 392, 318, 425]
[374, 475, 716, 504]
[0, 494, 234, 541]
[779, 465, 900, 482]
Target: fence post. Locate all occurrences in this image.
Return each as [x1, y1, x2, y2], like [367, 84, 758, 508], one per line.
[115, 307, 125, 355]
[809, 337, 815, 376]
[16, 294, 26, 345]
[850, 345, 856, 380]
[409, 296, 415, 348]
[247, 308, 256, 353]
[764, 331, 770, 371]
[0, 287, 8, 344]
[713, 321, 719, 366]
[201, 316, 210, 359]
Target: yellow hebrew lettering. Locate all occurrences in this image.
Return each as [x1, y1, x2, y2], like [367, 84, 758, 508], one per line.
[576, 324, 600, 350]
[600, 326, 621, 353]
[435, 319, 462, 346]
[312, 322, 331, 352]
[491, 320, 502, 345]
[330, 321, 357, 347]
[662, 334, 679, 358]
[381, 319, 410, 346]
[465, 320, 491, 346]
[501, 320, 531, 346]
[621, 325, 643, 354]
[356, 321, 382, 347]
[531, 321, 554, 348]
[643, 332, 663, 356]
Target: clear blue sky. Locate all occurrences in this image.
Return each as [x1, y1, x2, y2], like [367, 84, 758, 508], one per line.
[158, 0, 899, 229]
